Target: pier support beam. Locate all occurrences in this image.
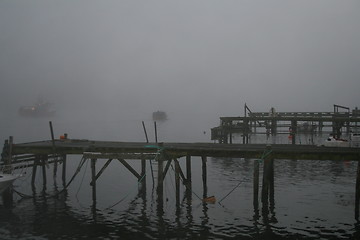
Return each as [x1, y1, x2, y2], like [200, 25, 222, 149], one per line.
[62, 154, 67, 187]
[202, 156, 208, 198]
[175, 159, 180, 207]
[253, 160, 259, 211]
[186, 155, 192, 193]
[261, 157, 275, 214]
[356, 160, 360, 220]
[91, 158, 97, 208]
[157, 153, 164, 206]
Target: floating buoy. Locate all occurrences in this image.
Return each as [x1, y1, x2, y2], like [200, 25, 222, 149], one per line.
[203, 196, 216, 204]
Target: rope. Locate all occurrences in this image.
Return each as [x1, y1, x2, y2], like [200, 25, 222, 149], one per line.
[170, 163, 203, 201]
[9, 156, 88, 200]
[106, 173, 146, 210]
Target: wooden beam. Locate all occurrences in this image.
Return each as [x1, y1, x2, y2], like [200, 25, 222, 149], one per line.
[90, 159, 113, 186]
[118, 159, 141, 179]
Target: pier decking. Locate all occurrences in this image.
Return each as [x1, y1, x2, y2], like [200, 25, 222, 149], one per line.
[2, 134, 360, 220]
[9, 139, 360, 160]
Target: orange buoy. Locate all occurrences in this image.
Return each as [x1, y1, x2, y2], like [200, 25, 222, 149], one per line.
[203, 196, 216, 204]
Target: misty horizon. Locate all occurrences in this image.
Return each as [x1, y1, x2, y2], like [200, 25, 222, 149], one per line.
[1, 1, 359, 128]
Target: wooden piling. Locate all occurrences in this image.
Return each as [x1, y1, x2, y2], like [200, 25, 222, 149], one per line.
[141, 157, 146, 189]
[142, 121, 149, 143]
[201, 156, 207, 198]
[269, 158, 275, 212]
[31, 156, 39, 189]
[186, 155, 192, 189]
[175, 159, 180, 206]
[157, 153, 164, 204]
[62, 154, 67, 187]
[261, 158, 270, 212]
[154, 121, 158, 143]
[91, 158, 97, 206]
[355, 160, 360, 220]
[41, 155, 47, 189]
[253, 160, 259, 210]
[49, 121, 58, 177]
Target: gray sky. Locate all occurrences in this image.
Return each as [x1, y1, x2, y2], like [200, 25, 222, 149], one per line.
[1, 0, 359, 120]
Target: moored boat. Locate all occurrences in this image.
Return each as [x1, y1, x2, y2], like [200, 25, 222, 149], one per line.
[18, 98, 55, 117]
[152, 111, 167, 121]
[0, 173, 19, 194]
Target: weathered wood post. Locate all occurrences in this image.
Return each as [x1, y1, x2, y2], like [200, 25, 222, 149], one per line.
[2, 137, 14, 205]
[91, 158, 97, 207]
[201, 156, 207, 198]
[140, 156, 146, 192]
[62, 154, 67, 187]
[186, 154, 192, 192]
[355, 160, 360, 220]
[49, 121, 57, 178]
[41, 155, 47, 190]
[291, 120, 297, 145]
[154, 121, 158, 143]
[253, 160, 259, 211]
[32, 156, 39, 190]
[261, 157, 270, 213]
[269, 157, 275, 212]
[142, 121, 149, 143]
[175, 159, 180, 207]
[157, 152, 164, 206]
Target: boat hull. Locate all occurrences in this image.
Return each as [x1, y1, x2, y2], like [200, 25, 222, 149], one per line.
[0, 174, 19, 194]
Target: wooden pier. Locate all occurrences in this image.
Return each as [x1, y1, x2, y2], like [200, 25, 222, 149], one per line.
[211, 104, 360, 144]
[1, 135, 360, 219]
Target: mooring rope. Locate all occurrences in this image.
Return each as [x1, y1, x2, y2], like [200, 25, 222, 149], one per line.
[218, 147, 273, 204]
[105, 173, 146, 210]
[169, 163, 203, 201]
[10, 156, 88, 200]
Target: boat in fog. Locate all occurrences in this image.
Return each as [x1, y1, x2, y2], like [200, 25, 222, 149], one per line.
[18, 99, 55, 117]
[152, 111, 167, 121]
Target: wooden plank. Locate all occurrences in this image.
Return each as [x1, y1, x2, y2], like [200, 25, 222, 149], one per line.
[118, 159, 141, 179]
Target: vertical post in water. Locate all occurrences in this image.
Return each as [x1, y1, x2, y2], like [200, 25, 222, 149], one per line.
[140, 157, 146, 191]
[175, 159, 180, 207]
[62, 154, 67, 187]
[269, 158, 275, 212]
[142, 121, 149, 143]
[355, 160, 360, 220]
[41, 155, 47, 191]
[91, 158, 97, 207]
[253, 160, 259, 211]
[32, 156, 39, 190]
[291, 120, 297, 145]
[186, 154, 192, 191]
[157, 152, 164, 206]
[201, 156, 208, 198]
[154, 121, 158, 143]
[261, 158, 270, 213]
[49, 121, 58, 177]
[2, 137, 13, 206]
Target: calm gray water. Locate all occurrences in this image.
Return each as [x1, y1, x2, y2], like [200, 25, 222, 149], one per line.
[1, 113, 360, 239]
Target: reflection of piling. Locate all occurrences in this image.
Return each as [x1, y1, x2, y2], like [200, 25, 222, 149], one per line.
[253, 160, 259, 210]
[261, 152, 275, 214]
[157, 152, 164, 206]
[175, 159, 180, 207]
[202, 156, 208, 198]
[356, 160, 360, 220]
[91, 158, 97, 207]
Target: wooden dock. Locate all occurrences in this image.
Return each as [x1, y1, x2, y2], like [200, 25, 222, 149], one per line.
[2, 135, 360, 219]
[211, 104, 360, 144]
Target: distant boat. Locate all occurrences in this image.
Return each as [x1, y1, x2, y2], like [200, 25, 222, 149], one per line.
[18, 99, 55, 117]
[152, 111, 167, 121]
[323, 136, 350, 147]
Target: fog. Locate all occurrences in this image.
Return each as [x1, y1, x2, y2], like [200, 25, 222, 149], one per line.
[1, 1, 359, 142]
